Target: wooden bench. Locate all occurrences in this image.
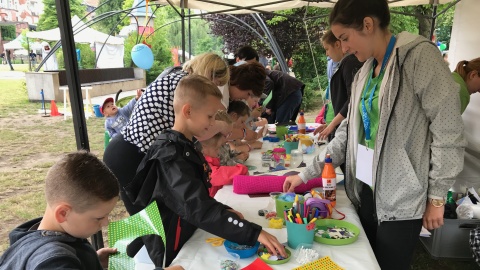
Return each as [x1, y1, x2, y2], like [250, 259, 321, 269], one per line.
[26, 67, 146, 102]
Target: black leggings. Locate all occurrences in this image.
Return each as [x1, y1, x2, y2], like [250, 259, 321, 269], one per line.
[103, 134, 145, 215]
[358, 183, 422, 270]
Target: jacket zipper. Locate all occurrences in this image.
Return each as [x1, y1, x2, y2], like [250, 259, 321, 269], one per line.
[374, 48, 402, 224]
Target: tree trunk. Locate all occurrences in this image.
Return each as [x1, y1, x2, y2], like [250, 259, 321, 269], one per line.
[415, 6, 433, 39]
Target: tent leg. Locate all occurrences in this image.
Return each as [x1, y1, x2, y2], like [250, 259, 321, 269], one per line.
[429, 5, 438, 41]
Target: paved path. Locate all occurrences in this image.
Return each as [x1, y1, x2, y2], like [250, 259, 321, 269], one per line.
[0, 71, 26, 80]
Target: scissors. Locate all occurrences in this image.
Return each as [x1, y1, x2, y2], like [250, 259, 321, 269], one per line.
[205, 237, 225, 247]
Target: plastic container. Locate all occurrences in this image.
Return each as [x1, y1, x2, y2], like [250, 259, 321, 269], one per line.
[223, 240, 259, 259]
[283, 141, 299, 154]
[286, 221, 315, 249]
[93, 104, 103, 117]
[257, 245, 292, 265]
[322, 154, 336, 207]
[275, 193, 304, 219]
[276, 125, 288, 140]
[420, 219, 480, 259]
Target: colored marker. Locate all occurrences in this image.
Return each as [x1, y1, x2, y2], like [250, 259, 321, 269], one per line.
[308, 218, 318, 224]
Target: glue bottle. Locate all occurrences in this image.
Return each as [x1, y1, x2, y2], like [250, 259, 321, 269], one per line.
[322, 154, 336, 207]
[297, 110, 306, 134]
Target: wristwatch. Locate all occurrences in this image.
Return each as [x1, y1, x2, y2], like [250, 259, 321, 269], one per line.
[429, 198, 445, 207]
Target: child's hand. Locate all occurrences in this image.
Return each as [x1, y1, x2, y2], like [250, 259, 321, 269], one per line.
[97, 247, 118, 268]
[135, 89, 143, 100]
[236, 152, 249, 161]
[249, 141, 263, 149]
[227, 208, 245, 219]
[258, 230, 287, 257]
[256, 117, 268, 127]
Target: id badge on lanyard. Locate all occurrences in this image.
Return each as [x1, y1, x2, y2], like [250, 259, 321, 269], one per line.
[356, 144, 374, 187]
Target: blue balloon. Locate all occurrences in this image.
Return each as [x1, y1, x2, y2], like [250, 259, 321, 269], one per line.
[131, 44, 154, 70]
[436, 41, 441, 46]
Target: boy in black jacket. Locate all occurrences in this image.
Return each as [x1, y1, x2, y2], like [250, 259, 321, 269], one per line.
[126, 75, 287, 267]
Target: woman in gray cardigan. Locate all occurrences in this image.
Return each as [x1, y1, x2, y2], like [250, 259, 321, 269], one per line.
[283, 0, 466, 269]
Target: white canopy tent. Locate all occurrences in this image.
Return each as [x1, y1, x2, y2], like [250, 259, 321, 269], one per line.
[26, 15, 125, 68]
[152, 0, 457, 13]
[3, 35, 42, 51]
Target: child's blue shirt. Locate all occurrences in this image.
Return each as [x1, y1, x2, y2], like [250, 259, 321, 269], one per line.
[105, 98, 136, 138]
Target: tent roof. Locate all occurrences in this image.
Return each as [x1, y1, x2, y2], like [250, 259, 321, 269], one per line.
[26, 15, 124, 45]
[3, 35, 42, 50]
[153, 0, 456, 14]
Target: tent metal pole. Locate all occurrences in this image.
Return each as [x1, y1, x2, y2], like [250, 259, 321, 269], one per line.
[55, 0, 98, 249]
[181, 0, 186, 63]
[188, 9, 192, 59]
[429, 5, 438, 41]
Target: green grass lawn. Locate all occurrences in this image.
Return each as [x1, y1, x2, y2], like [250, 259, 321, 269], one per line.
[0, 78, 478, 269]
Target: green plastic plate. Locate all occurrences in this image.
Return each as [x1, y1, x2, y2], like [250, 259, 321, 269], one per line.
[314, 219, 360, 246]
[257, 246, 292, 265]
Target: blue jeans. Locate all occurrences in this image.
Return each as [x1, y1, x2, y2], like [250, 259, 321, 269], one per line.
[270, 89, 302, 124]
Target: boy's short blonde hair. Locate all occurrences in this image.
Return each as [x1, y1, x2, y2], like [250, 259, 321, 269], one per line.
[45, 151, 119, 212]
[173, 74, 223, 111]
[183, 53, 229, 86]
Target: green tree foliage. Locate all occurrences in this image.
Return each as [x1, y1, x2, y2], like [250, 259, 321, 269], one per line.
[56, 43, 96, 69]
[162, 6, 224, 56]
[94, 0, 127, 33]
[37, 0, 85, 31]
[0, 25, 16, 41]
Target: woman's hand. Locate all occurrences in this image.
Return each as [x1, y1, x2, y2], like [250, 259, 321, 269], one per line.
[97, 247, 117, 268]
[318, 125, 335, 141]
[283, 175, 303, 192]
[423, 203, 445, 230]
[257, 230, 287, 257]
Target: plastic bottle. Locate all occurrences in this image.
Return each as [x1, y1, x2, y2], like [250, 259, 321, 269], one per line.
[322, 154, 336, 207]
[297, 110, 306, 134]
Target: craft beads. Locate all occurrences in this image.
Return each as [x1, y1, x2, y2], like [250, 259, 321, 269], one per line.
[316, 226, 356, 239]
[295, 246, 319, 264]
[220, 259, 240, 270]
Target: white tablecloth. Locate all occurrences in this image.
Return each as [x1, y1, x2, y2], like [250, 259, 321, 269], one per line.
[168, 142, 380, 270]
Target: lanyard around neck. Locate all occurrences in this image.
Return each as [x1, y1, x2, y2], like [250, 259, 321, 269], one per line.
[361, 35, 396, 146]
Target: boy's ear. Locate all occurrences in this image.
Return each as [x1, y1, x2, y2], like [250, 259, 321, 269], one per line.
[54, 203, 72, 224]
[181, 103, 192, 119]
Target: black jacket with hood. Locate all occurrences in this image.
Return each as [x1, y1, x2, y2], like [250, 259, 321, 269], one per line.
[0, 218, 102, 270]
[125, 129, 262, 266]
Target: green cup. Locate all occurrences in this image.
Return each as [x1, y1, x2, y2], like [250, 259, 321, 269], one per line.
[275, 195, 304, 219]
[286, 221, 315, 249]
[276, 125, 288, 140]
[283, 141, 299, 154]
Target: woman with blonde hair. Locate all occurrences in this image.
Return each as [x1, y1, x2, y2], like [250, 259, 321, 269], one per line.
[453, 57, 480, 113]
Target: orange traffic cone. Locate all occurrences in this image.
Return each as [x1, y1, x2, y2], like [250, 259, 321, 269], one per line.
[50, 100, 61, 116]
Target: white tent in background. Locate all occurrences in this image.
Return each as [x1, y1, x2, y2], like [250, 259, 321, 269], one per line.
[3, 35, 42, 51]
[26, 15, 125, 68]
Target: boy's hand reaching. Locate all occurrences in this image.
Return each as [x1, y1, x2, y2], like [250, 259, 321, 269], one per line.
[227, 209, 245, 219]
[258, 230, 287, 257]
[135, 89, 143, 100]
[97, 247, 117, 268]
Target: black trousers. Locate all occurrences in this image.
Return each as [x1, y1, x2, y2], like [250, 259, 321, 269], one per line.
[358, 183, 422, 270]
[103, 134, 145, 215]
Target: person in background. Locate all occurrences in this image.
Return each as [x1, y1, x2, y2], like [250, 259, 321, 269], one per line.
[314, 30, 363, 141]
[452, 57, 480, 113]
[103, 89, 142, 138]
[125, 75, 286, 267]
[201, 111, 248, 197]
[283, 0, 465, 269]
